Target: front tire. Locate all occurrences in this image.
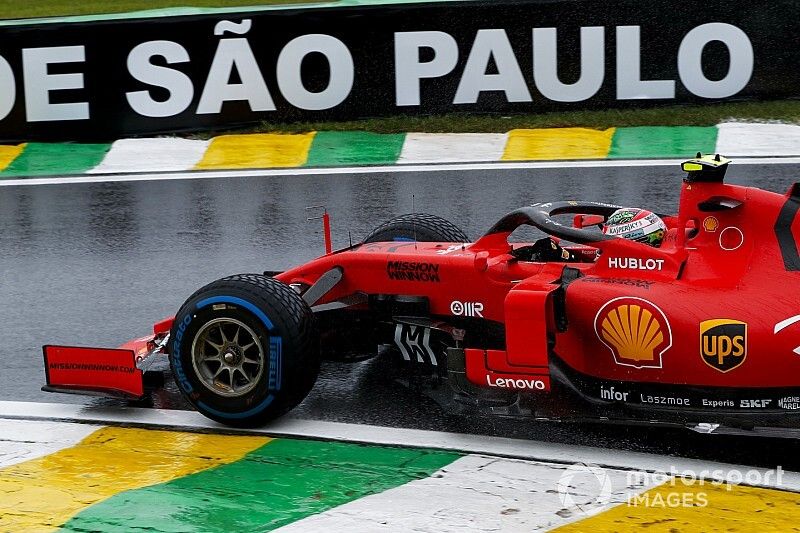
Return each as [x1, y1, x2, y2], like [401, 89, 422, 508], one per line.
[364, 213, 469, 243]
[169, 274, 320, 427]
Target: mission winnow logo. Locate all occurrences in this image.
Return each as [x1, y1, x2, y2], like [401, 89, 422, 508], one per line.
[387, 261, 441, 282]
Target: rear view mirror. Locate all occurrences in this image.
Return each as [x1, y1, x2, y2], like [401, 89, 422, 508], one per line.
[573, 214, 605, 228]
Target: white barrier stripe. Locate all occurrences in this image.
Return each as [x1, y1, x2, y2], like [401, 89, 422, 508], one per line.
[716, 123, 800, 156]
[89, 138, 210, 174]
[0, 401, 797, 491]
[2, 156, 800, 188]
[0, 419, 99, 468]
[398, 133, 508, 164]
[273, 454, 661, 533]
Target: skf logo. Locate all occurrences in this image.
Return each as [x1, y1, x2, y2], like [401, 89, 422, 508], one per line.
[594, 297, 672, 369]
[741, 399, 771, 408]
[700, 319, 747, 372]
[450, 300, 484, 318]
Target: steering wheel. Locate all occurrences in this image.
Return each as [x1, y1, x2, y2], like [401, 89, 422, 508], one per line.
[484, 201, 624, 245]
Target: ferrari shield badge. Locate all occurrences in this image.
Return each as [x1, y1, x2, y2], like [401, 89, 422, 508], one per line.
[594, 297, 672, 369]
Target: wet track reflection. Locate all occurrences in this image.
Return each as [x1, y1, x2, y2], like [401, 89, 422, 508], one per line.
[2, 163, 800, 466]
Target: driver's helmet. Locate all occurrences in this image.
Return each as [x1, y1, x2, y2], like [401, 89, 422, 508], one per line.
[602, 208, 666, 247]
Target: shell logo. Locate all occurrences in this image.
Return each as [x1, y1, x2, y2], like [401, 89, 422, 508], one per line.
[594, 297, 673, 369]
[703, 216, 719, 232]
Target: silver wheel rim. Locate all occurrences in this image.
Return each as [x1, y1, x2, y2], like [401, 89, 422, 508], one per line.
[191, 317, 265, 398]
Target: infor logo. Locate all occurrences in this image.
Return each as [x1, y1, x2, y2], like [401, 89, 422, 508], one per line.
[700, 319, 747, 372]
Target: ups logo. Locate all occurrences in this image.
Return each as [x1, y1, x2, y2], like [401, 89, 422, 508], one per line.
[700, 319, 747, 372]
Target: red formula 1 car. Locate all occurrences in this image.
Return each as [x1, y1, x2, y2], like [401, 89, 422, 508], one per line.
[43, 155, 800, 436]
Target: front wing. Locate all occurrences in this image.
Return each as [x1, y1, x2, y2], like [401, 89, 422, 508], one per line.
[42, 319, 172, 400]
[43, 345, 145, 399]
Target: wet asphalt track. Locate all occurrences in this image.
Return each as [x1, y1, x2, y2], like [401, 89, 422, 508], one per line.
[2, 162, 800, 468]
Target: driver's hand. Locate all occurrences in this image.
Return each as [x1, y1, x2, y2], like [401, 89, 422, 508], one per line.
[516, 237, 576, 262]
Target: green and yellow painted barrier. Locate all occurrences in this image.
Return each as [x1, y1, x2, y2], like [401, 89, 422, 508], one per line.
[0, 122, 798, 179]
[1, 418, 799, 532]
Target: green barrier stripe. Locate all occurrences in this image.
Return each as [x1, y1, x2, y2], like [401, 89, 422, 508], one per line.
[0, 0, 462, 26]
[59, 438, 461, 532]
[608, 126, 718, 159]
[0, 3, 330, 26]
[0, 143, 111, 177]
[305, 131, 406, 166]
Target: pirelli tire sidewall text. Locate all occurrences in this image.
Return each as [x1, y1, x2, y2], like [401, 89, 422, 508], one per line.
[169, 274, 320, 428]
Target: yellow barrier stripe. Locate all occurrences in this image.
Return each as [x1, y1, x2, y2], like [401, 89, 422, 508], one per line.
[0, 143, 25, 171]
[195, 133, 316, 169]
[0, 427, 270, 532]
[555, 481, 800, 532]
[502, 128, 615, 161]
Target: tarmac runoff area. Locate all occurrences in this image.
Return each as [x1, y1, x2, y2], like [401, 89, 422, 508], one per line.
[0, 402, 799, 532]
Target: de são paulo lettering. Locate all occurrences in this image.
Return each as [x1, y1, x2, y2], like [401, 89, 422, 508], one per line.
[0, 20, 754, 124]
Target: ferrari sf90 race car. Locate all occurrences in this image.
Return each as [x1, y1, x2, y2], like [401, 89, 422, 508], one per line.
[43, 155, 800, 436]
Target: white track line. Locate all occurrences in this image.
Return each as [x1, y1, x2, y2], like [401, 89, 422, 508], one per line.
[0, 401, 797, 491]
[1, 157, 800, 187]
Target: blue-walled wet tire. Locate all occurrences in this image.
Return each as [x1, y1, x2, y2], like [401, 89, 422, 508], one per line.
[364, 213, 469, 243]
[169, 274, 320, 428]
